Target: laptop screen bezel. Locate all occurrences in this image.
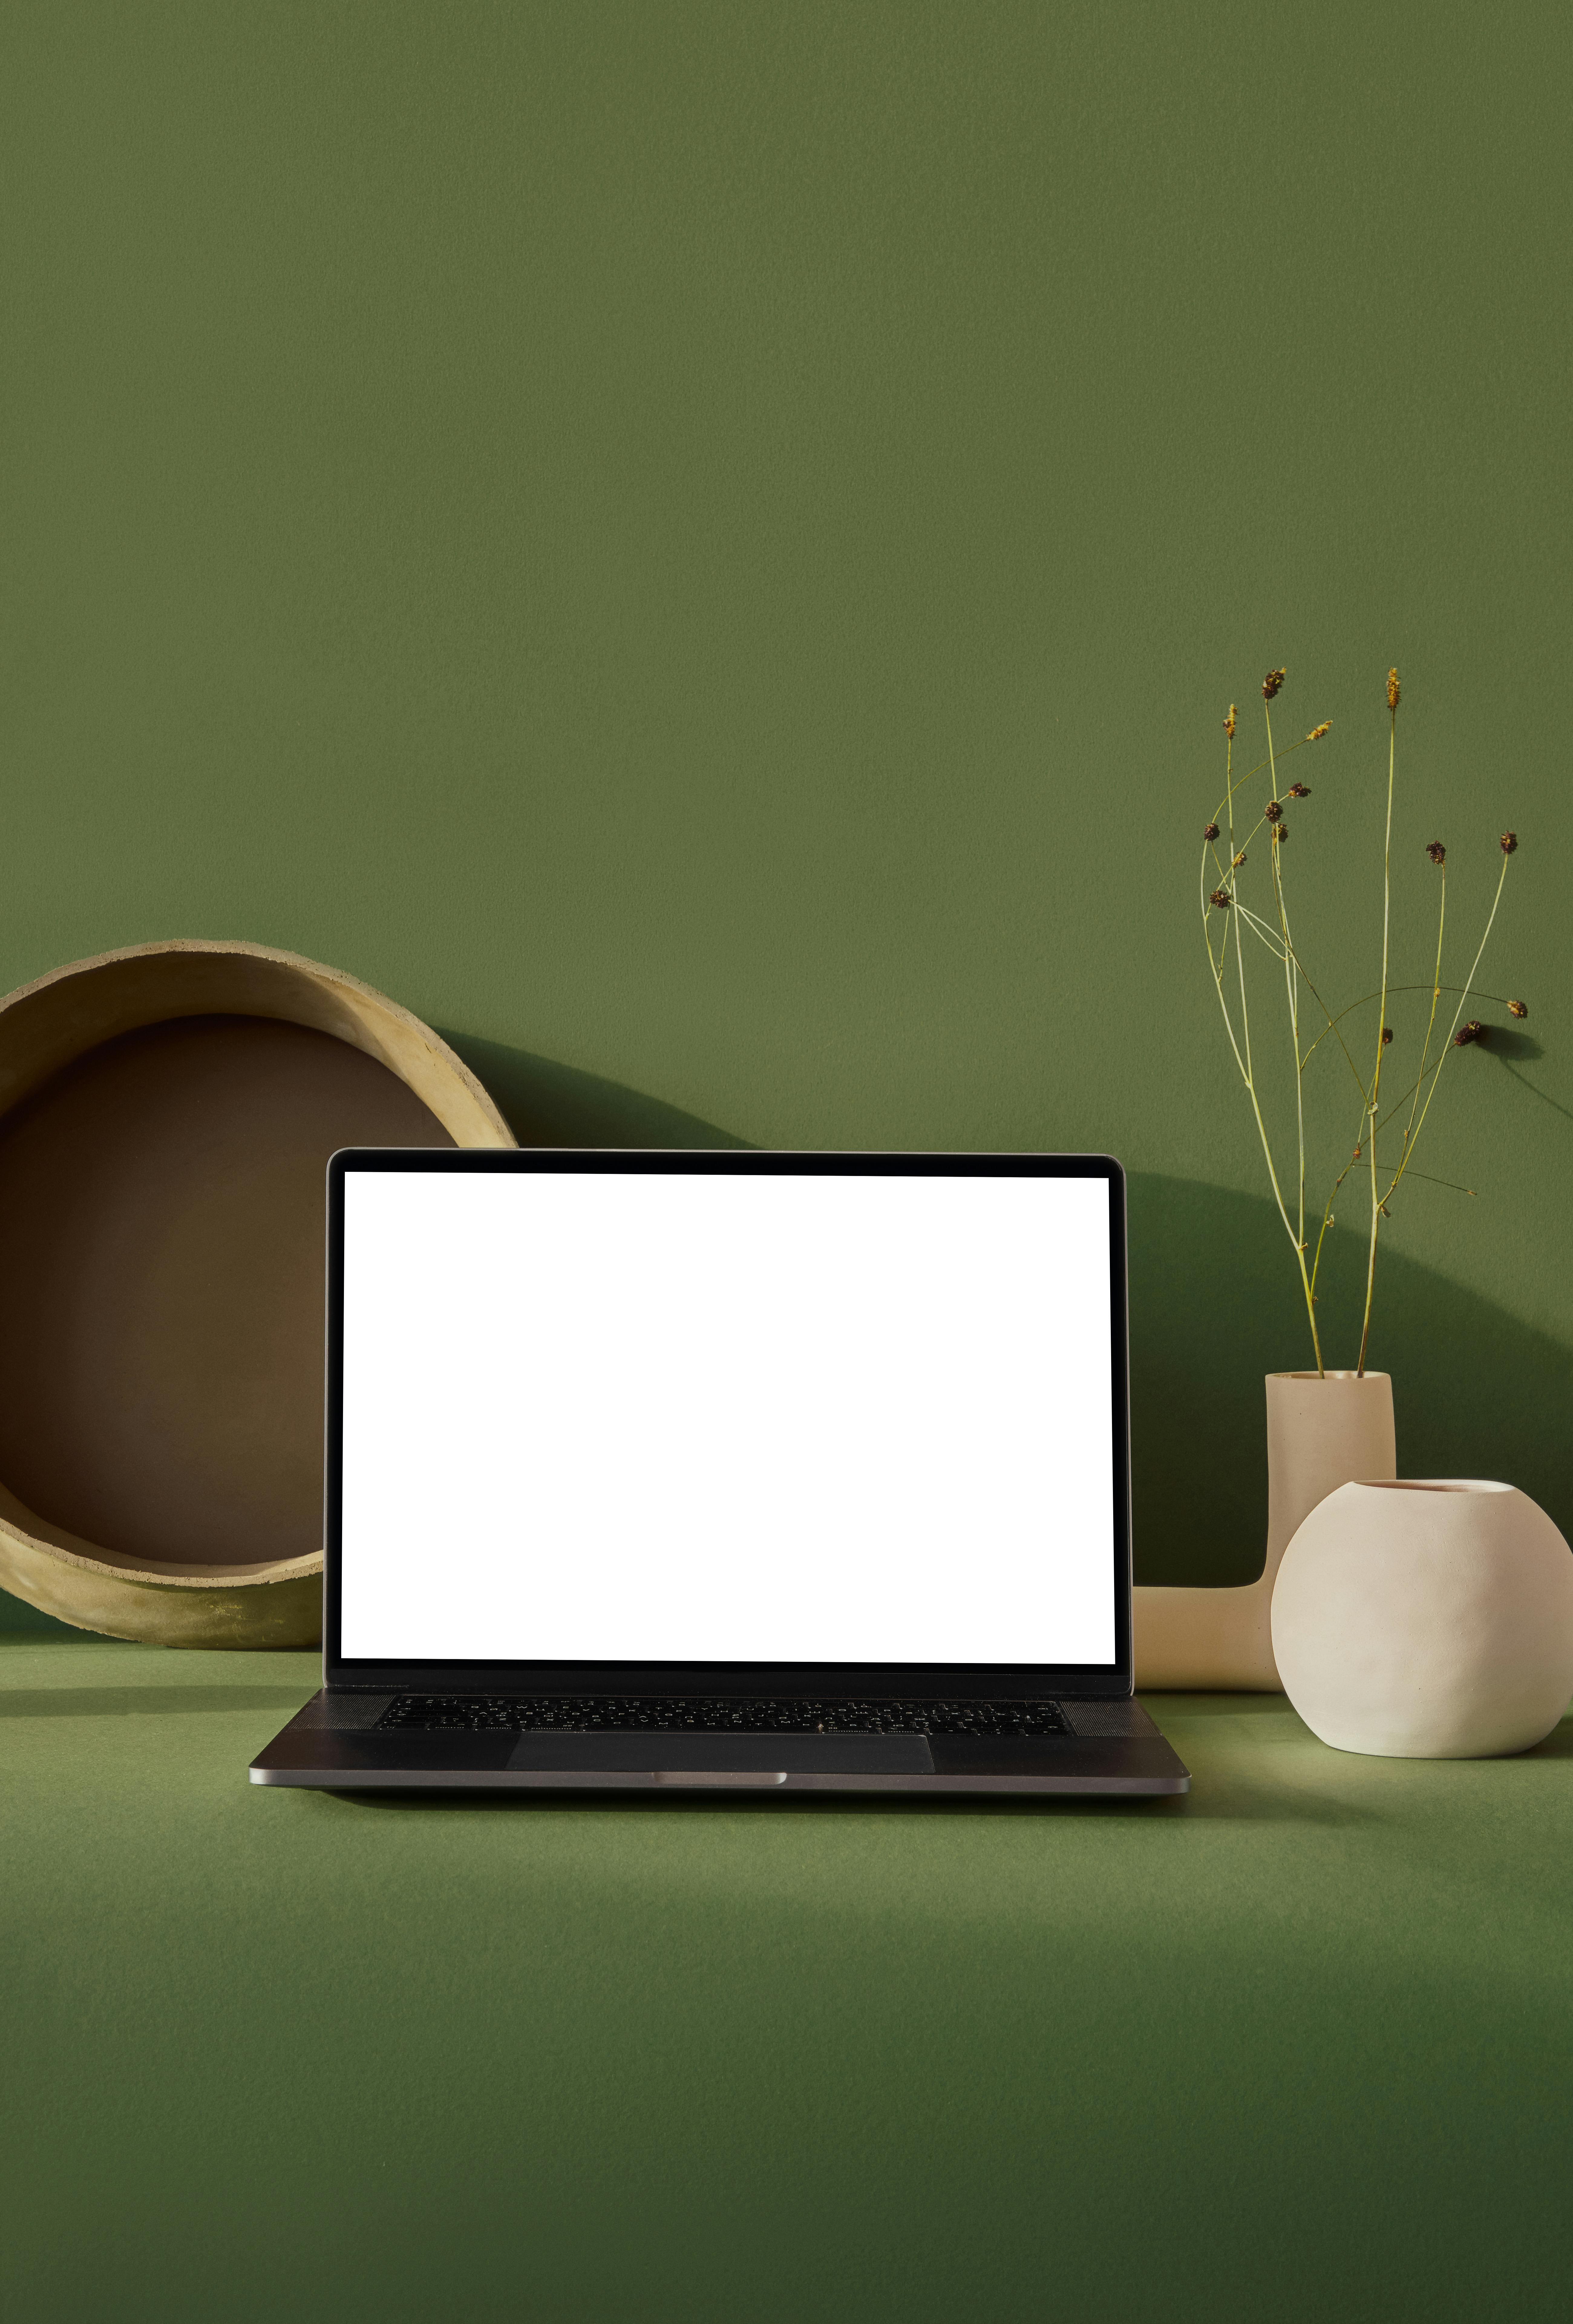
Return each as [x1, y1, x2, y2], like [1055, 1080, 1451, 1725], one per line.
[321, 1149, 1133, 1699]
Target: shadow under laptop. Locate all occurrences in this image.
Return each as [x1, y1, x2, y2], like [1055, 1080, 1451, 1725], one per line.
[317, 1788, 1182, 1820]
[310, 1696, 1396, 1822]
[314, 1776, 1367, 1825]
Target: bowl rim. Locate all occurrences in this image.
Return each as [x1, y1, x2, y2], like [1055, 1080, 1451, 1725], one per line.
[0, 937, 514, 1622]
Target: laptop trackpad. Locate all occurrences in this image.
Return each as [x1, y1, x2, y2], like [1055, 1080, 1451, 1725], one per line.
[507, 1731, 934, 1776]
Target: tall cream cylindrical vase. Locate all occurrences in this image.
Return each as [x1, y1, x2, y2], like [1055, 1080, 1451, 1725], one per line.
[1271, 1481, 1573, 1757]
[1133, 1371, 1397, 1689]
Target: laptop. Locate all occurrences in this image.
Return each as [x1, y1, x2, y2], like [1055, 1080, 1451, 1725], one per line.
[251, 1149, 1189, 1797]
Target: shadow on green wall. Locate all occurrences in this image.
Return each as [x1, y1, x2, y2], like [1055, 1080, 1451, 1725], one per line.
[442, 1033, 751, 1151]
[1129, 1172, 1573, 1587]
[5, 1136, 1568, 1633]
[431, 1055, 1573, 1593]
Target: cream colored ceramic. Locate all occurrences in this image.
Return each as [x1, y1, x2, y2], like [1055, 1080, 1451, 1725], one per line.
[1133, 1370, 1397, 1688]
[0, 939, 515, 1647]
[1271, 1479, 1573, 1757]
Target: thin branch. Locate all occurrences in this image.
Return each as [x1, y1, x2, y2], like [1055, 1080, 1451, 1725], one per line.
[1202, 726, 1317, 1351]
[1271, 926, 1372, 1105]
[1381, 1166, 1477, 1196]
[1357, 698, 1398, 1374]
[1265, 697, 1322, 1371]
[1396, 864, 1447, 1173]
[1380, 850, 1512, 1207]
[1265, 720, 1307, 1257]
[1298, 979, 1524, 1066]
[1235, 901, 1289, 960]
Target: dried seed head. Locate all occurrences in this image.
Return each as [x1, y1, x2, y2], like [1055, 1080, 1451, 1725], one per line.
[1426, 841, 1446, 865]
[1288, 782, 1311, 798]
[1273, 822, 1288, 842]
[1232, 851, 1247, 868]
[1501, 830, 1518, 854]
[1453, 1019, 1485, 1047]
[1224, 705, 1237, 739]
[1307, 722, 1330, 742]
[1209, 888, 1231, 911]
[1381, 1027, 1394, 1045]
[1508, 999, 1528, 1019]
[1264, 799, 1284, 823]
[1262, 668, 1286, 701]
[1204, 821, 1220, 842]
[1387, 668, 1401, 712]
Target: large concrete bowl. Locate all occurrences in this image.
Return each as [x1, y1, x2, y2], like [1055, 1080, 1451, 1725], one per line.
[0, 939, 514, 1646]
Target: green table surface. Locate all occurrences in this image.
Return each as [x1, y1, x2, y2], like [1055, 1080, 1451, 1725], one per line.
[4, 1639, 1571, 2323]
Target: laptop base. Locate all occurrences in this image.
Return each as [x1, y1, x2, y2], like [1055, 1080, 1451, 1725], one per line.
[251, 1693, 1190, 1795]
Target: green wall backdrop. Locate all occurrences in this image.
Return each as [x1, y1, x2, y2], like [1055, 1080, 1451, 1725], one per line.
[1, 1, 1568, 1617]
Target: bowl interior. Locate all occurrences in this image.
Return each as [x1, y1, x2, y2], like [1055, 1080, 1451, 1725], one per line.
[0, 1013, 453, 1574]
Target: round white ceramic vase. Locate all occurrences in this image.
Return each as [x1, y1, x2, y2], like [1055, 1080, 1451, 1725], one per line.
[1271, 1480, 1573, 1758]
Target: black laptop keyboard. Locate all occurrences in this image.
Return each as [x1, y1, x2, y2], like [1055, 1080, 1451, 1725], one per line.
[377, 1694, 1070, 1738]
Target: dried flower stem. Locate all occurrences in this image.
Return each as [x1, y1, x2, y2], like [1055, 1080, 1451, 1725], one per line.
[1264, 700, 1319, 1365]
[1198, 664, 1518, 1374]
[1379, 849, 1511, 1208]
[1308, 858, 1510, 1356]
[1201, 724, 1325, 1373]
[1395, 860, 1447, 1183]
[1300, 981, 1525, 1065]
[1356, 694, 1399, 1373]
[1235, 904, 1373, 1112]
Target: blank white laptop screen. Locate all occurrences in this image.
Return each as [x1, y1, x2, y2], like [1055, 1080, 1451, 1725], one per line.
[336, 1169, 1118, 1666]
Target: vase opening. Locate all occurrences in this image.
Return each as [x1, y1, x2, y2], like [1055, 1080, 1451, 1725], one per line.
[1274, 1369, 1389, 1381]
[1362, 1478, 1511, 1496]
